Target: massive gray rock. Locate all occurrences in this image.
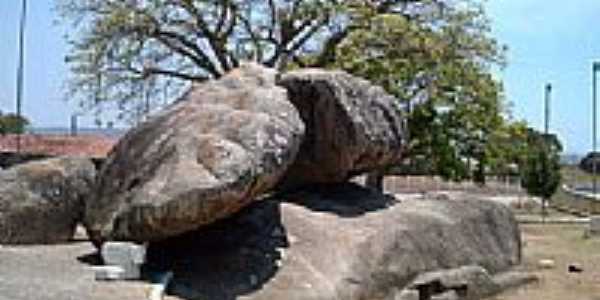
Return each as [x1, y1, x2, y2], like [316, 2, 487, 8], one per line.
[277, 69, 408, 189]
[146, 184, 521, 300]
[0, 157, 96, 244]
[84, 63, 305, 244]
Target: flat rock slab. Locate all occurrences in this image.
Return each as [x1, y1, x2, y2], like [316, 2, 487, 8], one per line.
[85, 63, 305, 244]
[0, 243, 150, 300]
[145, 183, 521, 300]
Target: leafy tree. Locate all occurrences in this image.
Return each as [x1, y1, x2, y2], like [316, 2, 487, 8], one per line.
[486, 120, 529, 177]
[520, 129, 562, 217]
[579, 152, 600, 175]
[329, 1, 506, 183]
[0, 113, 30, 135]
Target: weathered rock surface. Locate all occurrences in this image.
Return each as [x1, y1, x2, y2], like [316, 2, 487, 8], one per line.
[0, 157, 95, 244]
[277, 69, 407, 188]
[84, 63, 305, 244]
[145, 183, 521, 300]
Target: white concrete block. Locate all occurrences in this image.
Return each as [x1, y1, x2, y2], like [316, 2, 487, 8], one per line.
[101, 242, 146, 280]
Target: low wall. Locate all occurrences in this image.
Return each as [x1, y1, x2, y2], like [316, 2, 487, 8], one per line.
[0, 152, 49, 169]
[558, 185, 600, 215]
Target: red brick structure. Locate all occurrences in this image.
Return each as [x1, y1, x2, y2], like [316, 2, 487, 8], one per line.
[0, 134, 117, 158]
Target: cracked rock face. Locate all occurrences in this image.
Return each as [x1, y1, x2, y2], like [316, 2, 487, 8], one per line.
[0, 157, 96, 244]
[84, 63, 305, 245]
[276, 69, 408, 189]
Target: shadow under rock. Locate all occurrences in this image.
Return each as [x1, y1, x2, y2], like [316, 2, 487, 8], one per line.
[76, 251, 103, 266]
[278, 182, 398, 217]
[144, 199, 287, 300]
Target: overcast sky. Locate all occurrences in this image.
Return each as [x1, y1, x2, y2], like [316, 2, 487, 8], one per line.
[0, 0, 599, 154]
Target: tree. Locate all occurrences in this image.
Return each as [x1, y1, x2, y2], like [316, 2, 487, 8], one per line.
[579, 152, 600, 175]
[57, 0, 446, 120]
[0, 113, 30, 135]
[328, 1, 506, 183]
[520, 129, 562, 218]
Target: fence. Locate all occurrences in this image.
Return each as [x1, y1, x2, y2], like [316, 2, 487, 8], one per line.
[378, 175, 524, 195]
[556, 185, 600, 215]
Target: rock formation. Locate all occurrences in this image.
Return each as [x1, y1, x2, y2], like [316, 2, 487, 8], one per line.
[145, 184, 521, 300]
[276, 69, 407, 189]
[84, 63, 305, 244]
[0, 157, 95, 244]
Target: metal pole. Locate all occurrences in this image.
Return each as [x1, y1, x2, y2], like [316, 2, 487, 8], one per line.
[15, 0, 27, 153]
[543, 83, 552, 219]
[545, 83, 551, 135]
[593, 63, 598, 198]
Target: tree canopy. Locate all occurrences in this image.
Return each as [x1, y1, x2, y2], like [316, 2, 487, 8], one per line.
[59, 0, 552, 184]
[520, 129, 562, 211]
[0, 112, 30, 135]
[57, 0, 445, 119]
[328, 1, 506, 181]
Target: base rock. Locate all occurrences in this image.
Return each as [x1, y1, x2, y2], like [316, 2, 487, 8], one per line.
[146, 183, 521, 300]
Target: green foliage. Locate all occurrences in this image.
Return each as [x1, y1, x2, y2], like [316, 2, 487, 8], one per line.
[329, 1, 507, 181]
[57, 0, 347, 119]
[520, 129, 563, 201]
[0, 113, 30, 135]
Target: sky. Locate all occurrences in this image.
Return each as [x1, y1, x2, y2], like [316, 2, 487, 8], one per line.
[0, 1, 599, 154]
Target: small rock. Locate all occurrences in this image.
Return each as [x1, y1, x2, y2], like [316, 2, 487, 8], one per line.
[93, 265, 126, 281]
[538, 259, 556, 269]
[568, 263, 583, 273]
[431, 290, 459, 300]
[250, 274, 258, 286]
[271, 227, 285, 238]
[590, 216, 600, 234]
[101, 242, 147, 280]
[148, 271, 174, 300]
[288, 234, 299, 244]
[394, 289, 419, 300]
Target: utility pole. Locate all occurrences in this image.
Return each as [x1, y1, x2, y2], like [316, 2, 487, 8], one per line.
[545, 83, 551, 134]
[542, 83, 552, 220]
[593, 62, 600, 198]
[15, 0, 28, 153]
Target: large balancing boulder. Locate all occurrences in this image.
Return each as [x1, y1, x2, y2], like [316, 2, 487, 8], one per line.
[0, 157, 96, 244]
[84, 63, 305, 244]
[277, 69, 408, 188]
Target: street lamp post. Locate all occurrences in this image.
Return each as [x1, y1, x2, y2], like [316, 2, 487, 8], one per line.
[15, 0, 27, 153]
[543, 83, 552, 219]
[545, 83, 551, 135]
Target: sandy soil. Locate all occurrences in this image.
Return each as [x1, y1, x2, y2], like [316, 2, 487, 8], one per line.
[489, 224, 600, 300]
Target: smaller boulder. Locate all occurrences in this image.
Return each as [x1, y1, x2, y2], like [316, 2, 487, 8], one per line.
[568, 263, 583, 273]
[0, 157, 95, 244]
[276, 69, 408, 189]
[537, 259, 556, 269]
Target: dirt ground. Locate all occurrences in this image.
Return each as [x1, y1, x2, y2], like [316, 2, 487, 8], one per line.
[490, 223, 600, 300]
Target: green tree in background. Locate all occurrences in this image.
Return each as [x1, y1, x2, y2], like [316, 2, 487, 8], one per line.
[59, 0, 530, 187]
[520, 129, 562, 217]
[0, 113, 30, 135]
[58, 0, 445, 118]
[329, 1, 506, 183]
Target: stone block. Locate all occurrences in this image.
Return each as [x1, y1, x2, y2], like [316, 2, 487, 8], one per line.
[589, 216, 600, 234]
[93, 265, 126, 281]
[101, 242, 146, 280]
